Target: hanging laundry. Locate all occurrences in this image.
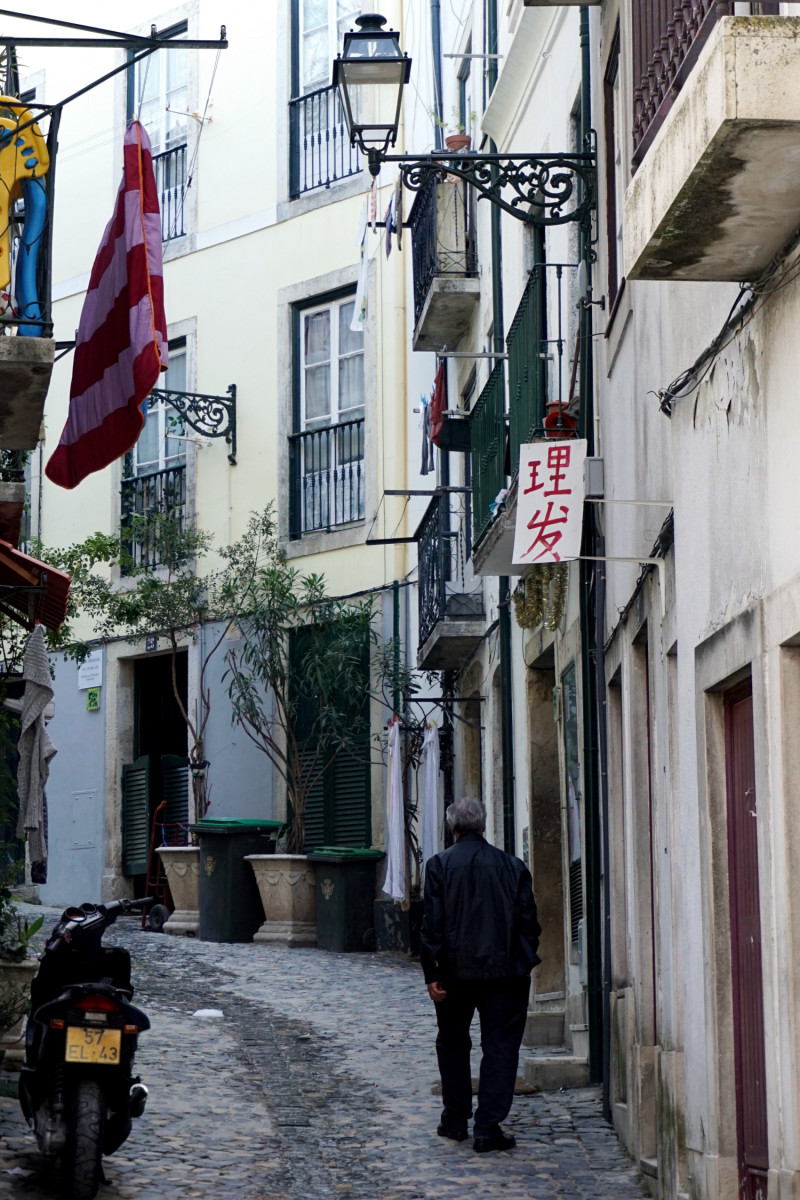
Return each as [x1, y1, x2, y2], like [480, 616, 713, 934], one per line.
[382, 718, 406, 902]
[420, 722, 441, 872]
[429, 361, 447, 448]
[385, 197, 394, 258]
[420, 398, 433, 475]
[394, 175, 403, 251]
[351, 197, 369, 334]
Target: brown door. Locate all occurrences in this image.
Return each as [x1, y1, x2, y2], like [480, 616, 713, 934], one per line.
[724, 680, 768, 1200]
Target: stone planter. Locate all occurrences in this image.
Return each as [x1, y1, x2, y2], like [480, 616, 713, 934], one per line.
[156, 846, 200, 936]
[0, 956, 38, 1071]
[245, 854, 317, 947]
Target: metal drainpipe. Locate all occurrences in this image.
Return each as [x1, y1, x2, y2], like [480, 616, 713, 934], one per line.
[430, 0, 444, 150]
[577, 5, 605, 1089]
[393, 579, 401, 717]
[485, 0, 515, 853]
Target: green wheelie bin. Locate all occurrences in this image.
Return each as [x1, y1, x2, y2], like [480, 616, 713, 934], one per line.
[192, 818, 284, 942]
[307, 846, 385, 952]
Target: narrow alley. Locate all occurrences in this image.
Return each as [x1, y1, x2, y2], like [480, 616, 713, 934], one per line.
[1, 914, 646, 1200]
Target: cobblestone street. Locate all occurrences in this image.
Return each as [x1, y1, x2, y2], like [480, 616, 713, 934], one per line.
[1, 913, 647, 1199]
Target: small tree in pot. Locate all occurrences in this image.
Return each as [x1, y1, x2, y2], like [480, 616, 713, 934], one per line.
[224, 549, 376, 855]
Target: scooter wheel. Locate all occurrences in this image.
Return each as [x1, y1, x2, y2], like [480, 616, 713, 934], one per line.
[148, 903, 171, 933]
[62, 1078, 105, 1200]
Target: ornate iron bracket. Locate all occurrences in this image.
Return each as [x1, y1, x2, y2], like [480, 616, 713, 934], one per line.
[149, 385, 237, 465]
[376, 150, 597, 234]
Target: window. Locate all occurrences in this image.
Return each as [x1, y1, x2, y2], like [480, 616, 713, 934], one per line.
[122, 340, 187, 570]
[297, 0, 360, 94]
[128, 22, 189, 240]
[289, 1, 362, 196]
[290, 293, 365, 536]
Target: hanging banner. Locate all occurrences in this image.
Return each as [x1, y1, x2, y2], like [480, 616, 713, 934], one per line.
[512, 439, 587, 565]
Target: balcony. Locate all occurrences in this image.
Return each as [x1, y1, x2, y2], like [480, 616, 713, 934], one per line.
[0, 451, 25, 546]
[121, 465, 186, 572]
[410, 178, 479, 352]
[289, 85, 363, 198]
[416, 491, 484, 671]
[625, 11, 800, 282]
[288, 419, 365, 538]
[153, 144, 187, 241]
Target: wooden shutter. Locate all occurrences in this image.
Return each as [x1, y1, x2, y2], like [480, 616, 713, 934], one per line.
[332, 748, 370, 847]
[161, 754, 189, 833]
[300, 746, 327, 850]
[121, 755, 151, 876]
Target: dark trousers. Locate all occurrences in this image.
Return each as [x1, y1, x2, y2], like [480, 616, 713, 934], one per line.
[434, 975, 530, 1136]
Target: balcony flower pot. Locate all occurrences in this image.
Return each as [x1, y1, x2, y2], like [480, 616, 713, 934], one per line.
[0, 956, 38, 1070]
[444, 133, 471, 153]
[246, 854, 317, 947]
[155, 846, 200, 936]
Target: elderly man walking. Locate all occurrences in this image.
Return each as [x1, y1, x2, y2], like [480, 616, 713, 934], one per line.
[420, 797, 541, 1153]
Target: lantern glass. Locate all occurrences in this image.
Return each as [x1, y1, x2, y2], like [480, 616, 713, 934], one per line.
[333, 14, 411, 155]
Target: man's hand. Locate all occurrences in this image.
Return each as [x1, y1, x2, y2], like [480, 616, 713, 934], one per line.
[427, 981, 447, 1003]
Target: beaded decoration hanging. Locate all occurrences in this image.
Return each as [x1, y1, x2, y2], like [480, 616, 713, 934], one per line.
[512, 562, 569, 631]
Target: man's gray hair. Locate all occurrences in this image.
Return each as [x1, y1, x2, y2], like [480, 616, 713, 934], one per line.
[445, 797, 486, 835]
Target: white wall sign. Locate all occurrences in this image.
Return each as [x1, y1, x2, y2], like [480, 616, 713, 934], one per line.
[77, 650, 103, 691]
[512, 439, 587, 565]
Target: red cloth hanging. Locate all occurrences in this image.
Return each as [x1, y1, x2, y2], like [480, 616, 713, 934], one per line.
[46, 121, 168, 489]
[429, 362, 447, 448]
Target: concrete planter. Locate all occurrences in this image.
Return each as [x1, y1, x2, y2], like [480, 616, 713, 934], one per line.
[0, 956, 38, 1070]
[245, 854, 316, 947]
[156, 846, 200, 936]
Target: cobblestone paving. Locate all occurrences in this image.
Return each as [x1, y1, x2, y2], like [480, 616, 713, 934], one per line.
[1, 909, 647, 1199]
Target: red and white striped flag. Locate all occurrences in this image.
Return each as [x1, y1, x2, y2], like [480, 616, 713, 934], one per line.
[46, 121, 167, 490]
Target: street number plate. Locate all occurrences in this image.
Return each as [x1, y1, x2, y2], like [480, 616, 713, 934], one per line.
[65, 1027, 121, 1065]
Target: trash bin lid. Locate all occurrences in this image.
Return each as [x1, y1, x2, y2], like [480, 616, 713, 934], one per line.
[190, 818, 285, 834]
[308, 845, 385, 860]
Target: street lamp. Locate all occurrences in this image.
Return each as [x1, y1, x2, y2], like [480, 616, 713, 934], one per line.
[332, 12, 596, 230]
[332, 14, 410, 168]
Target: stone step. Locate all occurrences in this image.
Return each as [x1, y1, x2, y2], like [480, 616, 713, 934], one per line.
[522, 1049, 591, 1091]
[524, 1009, 565, 1047]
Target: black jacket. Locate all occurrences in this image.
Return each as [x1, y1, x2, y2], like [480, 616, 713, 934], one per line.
[419, 833, 541, 984]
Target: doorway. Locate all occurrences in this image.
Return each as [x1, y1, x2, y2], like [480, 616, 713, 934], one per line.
[724, 678, 768, 1200]
[121, 653, 188, 891]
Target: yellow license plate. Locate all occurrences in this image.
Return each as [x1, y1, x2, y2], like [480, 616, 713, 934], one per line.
[65, 1026, 122, 1065]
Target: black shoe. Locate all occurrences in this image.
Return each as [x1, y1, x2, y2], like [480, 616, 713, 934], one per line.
[473, 1131, 516, 1153]
[437, 1123, 469, 1142]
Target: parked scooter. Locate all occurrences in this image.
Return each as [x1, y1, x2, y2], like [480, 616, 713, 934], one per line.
[19, 898, 153, 1200]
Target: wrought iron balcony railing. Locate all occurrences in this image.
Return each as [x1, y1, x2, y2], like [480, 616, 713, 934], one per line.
[153, 143, 187, 241]
[288, 418, 365, 537]
[120, 463, 186, 571]
[409, 176, 477, 327]
[417, 491, 482, 649]
[469, 362, 506, 549]
[289, 84, 363, 198]
[507, 264, 547, 454]
[632, 1, 779, 167]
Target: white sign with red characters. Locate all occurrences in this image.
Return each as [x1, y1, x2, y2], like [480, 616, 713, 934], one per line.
[512, 439, 587, 565]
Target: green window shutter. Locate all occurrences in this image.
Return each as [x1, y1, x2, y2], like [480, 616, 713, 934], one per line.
[299, 746, 327, 851]
[332, 748, 370, 847]
[161, 754, 189, 832]
[122, 755, 151, 876]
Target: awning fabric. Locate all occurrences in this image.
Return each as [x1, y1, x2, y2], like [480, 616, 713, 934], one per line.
[0, 539, 70, 630]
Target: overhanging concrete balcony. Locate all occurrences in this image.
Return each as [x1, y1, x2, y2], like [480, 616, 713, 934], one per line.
[410, 179, 479, 353]
[416, 492, 485, 670]
[0, 337, 55, 448]
[625, 17, 800, 282]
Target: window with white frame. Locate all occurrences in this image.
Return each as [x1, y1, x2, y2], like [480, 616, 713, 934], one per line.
[122, 340, 187, 570]
[298, 0, 360, 95]
[130, 21, 189, 240]
[290, 1, 362, 196]
[291, 294, 365, 535]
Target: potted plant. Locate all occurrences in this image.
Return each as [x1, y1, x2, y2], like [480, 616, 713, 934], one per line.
[431, 106, 477, 153]
[225, 551, 376, 945]
[0, 860, 43, 1068]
